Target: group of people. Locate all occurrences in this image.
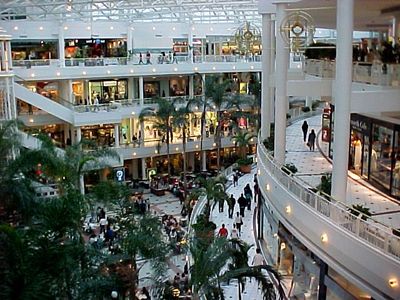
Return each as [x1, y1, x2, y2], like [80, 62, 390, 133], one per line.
[138, 50, 178, 65]
[302, 120, 316, 151]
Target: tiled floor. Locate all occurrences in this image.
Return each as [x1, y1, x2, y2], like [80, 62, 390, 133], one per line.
[287, 114, 400, 228]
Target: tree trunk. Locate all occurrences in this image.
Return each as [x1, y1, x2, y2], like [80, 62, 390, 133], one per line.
[238, 279, 242, 300]
[182, 126, 188, 199]
[200, 103, 206, 170]
[166, 121, 171, 176]
[216, 110, 221, 171]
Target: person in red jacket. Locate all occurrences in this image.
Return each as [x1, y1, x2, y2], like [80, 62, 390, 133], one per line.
[218, 224, 228, 238]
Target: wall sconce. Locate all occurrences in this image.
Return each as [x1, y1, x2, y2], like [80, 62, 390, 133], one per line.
[321, 233, 328, 243]
[389, 278, 398, 288]
[285, 205, 291, 214]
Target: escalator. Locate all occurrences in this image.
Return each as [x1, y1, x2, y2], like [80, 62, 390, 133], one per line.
[14, 79, 74, 124]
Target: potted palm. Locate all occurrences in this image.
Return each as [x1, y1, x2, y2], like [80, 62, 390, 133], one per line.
[232, 130, 255, 173]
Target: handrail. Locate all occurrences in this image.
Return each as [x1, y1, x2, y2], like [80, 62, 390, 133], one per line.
[14, 75, 74, 110]
[304, 58, 400, 87]
[12, 54, 263, 69]
[257, 139, 400, 259]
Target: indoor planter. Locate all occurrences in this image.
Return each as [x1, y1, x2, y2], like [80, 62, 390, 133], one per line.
[236, 157, 253, 173]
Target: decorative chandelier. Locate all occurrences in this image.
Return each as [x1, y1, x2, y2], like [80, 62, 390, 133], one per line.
[280, 11, 315, 53]
[234, 22, 261, 54]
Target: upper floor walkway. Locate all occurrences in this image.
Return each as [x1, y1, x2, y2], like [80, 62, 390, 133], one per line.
[257, 114, 400, 299]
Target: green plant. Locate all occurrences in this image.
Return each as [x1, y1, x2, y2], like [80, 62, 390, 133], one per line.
[349, 204, 371, 221]
[317, 173, 332, 196]
[302, 106, 311, 113]
[282, 163, 298, 175]
[311, 100, 320, 111]
[236, 157, 253, 166]
[263, 136, 274, 152]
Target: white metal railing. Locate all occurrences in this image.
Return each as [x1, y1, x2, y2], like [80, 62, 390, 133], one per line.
[305, 59, 400, 87]
[257, 140, 400, 259]
[12, 54, 263, 69]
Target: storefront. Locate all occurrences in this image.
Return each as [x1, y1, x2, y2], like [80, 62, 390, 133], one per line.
[350, 113, 400, 198]
[11, 39, 58, 61]
[64, 39, 127, 59]
[170, 77, 188, 97]
[89, 79, 128, 103]
[82, 124, 117, 147]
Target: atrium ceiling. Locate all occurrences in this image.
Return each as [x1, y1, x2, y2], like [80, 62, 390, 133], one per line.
[0, 0, 260, 24]
[1, 0, 400, 32]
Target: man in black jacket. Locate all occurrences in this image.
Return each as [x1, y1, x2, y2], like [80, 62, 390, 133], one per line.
[238, 193, 247, 217]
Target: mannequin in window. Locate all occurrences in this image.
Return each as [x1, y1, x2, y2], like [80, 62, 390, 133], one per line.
[371, 148, 378, 172]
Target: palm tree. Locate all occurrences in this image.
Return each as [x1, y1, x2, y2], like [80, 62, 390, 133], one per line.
[187, 73, 212, 172]
[172, 105, 192, 198]
[248, 77, 262, 133]
[119, 213, 168, 299]
[232, 130, 256, 159]
[205, 76, 231, 171]
[140, 98, 176, 175]
[195, 175, 228, 221]
[189, 237, 284, 300]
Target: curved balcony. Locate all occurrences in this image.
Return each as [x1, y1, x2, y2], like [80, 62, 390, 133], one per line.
[257, 141, 400, 299]
[305, 59, 400, 87]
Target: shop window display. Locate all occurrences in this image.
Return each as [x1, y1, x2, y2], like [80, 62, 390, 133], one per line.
[370, 123, 394, 190]
[143, 82, 160, 98]
[89, 79, 127, 103]
[392, 131, 400, 196]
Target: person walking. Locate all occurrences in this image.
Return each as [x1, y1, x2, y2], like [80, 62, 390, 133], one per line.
[228, 194, 236, 218]
[233, 172, 239, 187]
[235, 212, 243, 236]
[244, 184, 252, 210]
[238, 193, 247, 217]
[218, 198, 224, 213]
[301, 120, 309, 142]
[146, 51, 151, 64]
[138, 52, 144, 64]
[307, 129, 316, 151]
[252, 248, 265, 267]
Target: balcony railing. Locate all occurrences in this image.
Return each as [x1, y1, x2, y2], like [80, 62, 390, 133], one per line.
[12, 54, 262, 69]
[257, 139, 400, 260]
[305, 59, 400, 87]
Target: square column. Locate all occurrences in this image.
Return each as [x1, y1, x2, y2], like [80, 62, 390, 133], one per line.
[114, 124, 120, 148]
[58, 26, 65, 67]
[139, 76, 144, 106]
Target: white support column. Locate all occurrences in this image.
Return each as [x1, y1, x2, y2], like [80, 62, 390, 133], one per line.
[270, 18, 276, 123]
[83, 80, 89, 105]
[58, 26, 65, 67]
[59, 80, 73, 103]
[132, 159, 139, 179]
[139, 76, 144, 106]
[261, 13, 272, 140]
[189, 75, 194, 98]
[114, 124, 120, 148]
[76, 127, 82, 143]
[274, 3, 289, 164]
[305, 96, 313, 107]
[188, 26, 194, 63]
[128, 77, 134, 100]
[141, 158, 147, 180]
[331, 0, 354, 203]
[202, 150, 207, 171]
[140, 121, 145, 144]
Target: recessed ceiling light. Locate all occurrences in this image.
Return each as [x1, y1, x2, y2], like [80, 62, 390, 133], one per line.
[194, 67, 198, 71]
[232, 66, 236, 70]
[131, 112, 135, 115]
[64, 26, 68, 30]
[250, 65, 254, 70]
[13, 26, 18, 30]
[107, 70, 111, 74]
[210, 27, 214, 31]
[56, 72, 61, 76]
[174, 67, 178, 71]
[133, 152, 137, 156]
[212, 66, 216, 70]
[39, 26, 43, 30]
[87, 26, 91, 30]
[31, 73, 35, 77]
[192, 27, 195, 31]
[172, 27, 176, 31]
[152, 68, 156, 72]
[152, 26, 156, 30]
[110, 26, 114, 30]
[130, 69, 134, 73]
